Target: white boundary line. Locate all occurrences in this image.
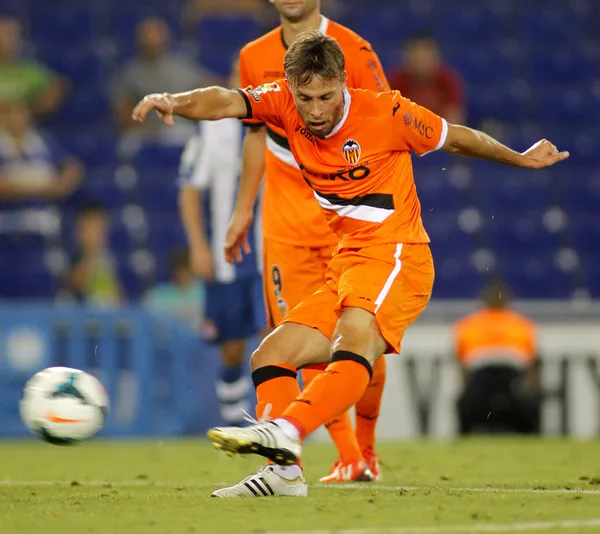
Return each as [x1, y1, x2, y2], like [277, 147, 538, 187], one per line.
[2, 481, 600, 495]
[262, 518, 600, 534]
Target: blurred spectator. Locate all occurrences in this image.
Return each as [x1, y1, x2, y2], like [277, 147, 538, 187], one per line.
[67, 200, 122, 306]
[144, 247, 205, 330]
[389, 33, 465, 124]
[0, 17, 66, 117]
[111, 16, 208, 152]
[0, 99, 82, 204]
[188, 0, 262, 19]
[454, 279, 540, 435]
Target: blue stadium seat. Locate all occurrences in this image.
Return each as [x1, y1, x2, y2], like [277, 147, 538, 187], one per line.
[486, 215, 557, 256]
[519, 9, 584, 46]
[80, 168, 128, 209]
[135, 145, 183, 170]
[468, 83, 536, 124]
[499, 253, 572, 298]
[562, 173, 600, 215]
[52, 88, 110, 128]
[475, 171, 551, 213]
[424, 210, 472, 255]
[198, 17, 261, 75]
[138, 180, 179, 213]
[30, 10, 97, 45]
[39, 46, 106, 87]
[0, 256, 55, 299]
[529, 51, 597, 84]
[57, 128, 118, 167]
[449, 47, 517, 85]
[435, 8, 504, 48]
[432, 256, 482, 299]
[580, 253, 600, 298]
[570, 214, 600, 257]
[538, 85, 600, 125]
[147, 217, 187, 254]
[416, 175, 467, 212]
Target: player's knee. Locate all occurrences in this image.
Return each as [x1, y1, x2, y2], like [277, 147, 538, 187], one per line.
[250, 343, 293, 371]
[331, 350, 373, 381]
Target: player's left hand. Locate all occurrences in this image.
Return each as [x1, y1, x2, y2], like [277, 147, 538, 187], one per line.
[521, 140, 569, 169]
[224, 210, 253, 264]
[132, 93, 176, 126]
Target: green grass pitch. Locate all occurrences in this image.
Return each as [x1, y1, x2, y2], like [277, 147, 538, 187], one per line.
[2, 438, 600, 534]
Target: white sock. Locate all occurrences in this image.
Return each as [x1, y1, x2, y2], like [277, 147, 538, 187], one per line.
[272, 464, 303, 481]
[273, 418, 300, 442]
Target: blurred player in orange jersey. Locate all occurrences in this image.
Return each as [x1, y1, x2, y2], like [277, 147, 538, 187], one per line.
[132, 32, 568, 498]
[225, 0, 390, 485]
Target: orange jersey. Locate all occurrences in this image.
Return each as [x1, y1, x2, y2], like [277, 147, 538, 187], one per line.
[237, 83, 448, 250]
[239, 17, 389, 247]
[454, 309, 537, 368]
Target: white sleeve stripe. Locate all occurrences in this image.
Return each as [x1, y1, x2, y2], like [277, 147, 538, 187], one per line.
[419, 118, 448, 157]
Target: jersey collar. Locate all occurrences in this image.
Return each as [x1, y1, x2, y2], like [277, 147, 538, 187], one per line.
[325, 88, 351, 139]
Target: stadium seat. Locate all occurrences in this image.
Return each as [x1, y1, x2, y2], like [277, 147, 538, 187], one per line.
[499, 253, 572, 298]
[433, 256, 482, 299]
[416, 175, 467, 212]
[30, 10, 97, 45]
[474, 171, 552, 213]
[38, 46, 106, 87]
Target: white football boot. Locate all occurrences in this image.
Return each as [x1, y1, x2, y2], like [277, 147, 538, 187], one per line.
[211, 465, 307, 498]
[207, 419, 302, 465]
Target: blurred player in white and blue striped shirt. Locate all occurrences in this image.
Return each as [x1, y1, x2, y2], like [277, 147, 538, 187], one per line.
[178, 58, 265, 426]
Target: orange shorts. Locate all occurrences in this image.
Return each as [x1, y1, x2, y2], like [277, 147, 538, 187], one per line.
[283, 243, 435, 354]
[262, 237, 335, 328]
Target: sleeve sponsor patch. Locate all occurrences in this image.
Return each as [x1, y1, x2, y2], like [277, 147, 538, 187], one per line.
[246, 82, 281, 102]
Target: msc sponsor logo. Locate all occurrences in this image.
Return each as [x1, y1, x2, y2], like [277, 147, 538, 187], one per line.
[295, 124, 315, 143]
[246, 82, 281, 102]
[342, 139, 361, 165]
[403, 112, 433, 139]
[299, 162, 371, 182]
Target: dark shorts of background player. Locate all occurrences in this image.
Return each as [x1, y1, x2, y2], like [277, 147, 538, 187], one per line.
[457, 365, 540, 435]
[204, 276, 266, 343]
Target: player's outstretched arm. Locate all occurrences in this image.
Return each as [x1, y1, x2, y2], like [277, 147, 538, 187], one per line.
[442, 124, 569, 170]
[131, 87, 249, 125]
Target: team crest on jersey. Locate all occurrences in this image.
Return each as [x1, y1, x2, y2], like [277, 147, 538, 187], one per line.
[342, 139, 361, 166]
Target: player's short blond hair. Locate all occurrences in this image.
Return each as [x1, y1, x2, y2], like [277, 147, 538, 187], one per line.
[284, 30, 345, 87]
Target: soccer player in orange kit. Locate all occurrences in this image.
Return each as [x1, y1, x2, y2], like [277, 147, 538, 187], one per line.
[132, 31, 569, 498]
[229, 0, 389, 484]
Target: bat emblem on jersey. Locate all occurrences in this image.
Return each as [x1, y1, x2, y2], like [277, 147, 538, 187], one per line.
[342, 139, 361, 166]
[247, 82, 281, 102]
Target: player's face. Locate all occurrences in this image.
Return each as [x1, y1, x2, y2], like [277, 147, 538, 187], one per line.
[290, 74, 346, 138]
[271, 0, 319, 23]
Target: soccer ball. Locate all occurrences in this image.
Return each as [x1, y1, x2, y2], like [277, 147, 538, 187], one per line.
[20, 366, 109, 445]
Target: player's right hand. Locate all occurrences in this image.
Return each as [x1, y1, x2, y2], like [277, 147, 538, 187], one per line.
[190, 241, 214, 281]
[521, 139, 570, 169]
[132, 93, 176, 126]
[224, 210, 253, 264]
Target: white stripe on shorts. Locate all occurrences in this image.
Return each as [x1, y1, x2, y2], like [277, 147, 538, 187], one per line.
[374, 243, 403, 313]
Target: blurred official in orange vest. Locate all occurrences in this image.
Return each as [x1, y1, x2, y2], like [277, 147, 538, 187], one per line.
[454, 279, 540, 434]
